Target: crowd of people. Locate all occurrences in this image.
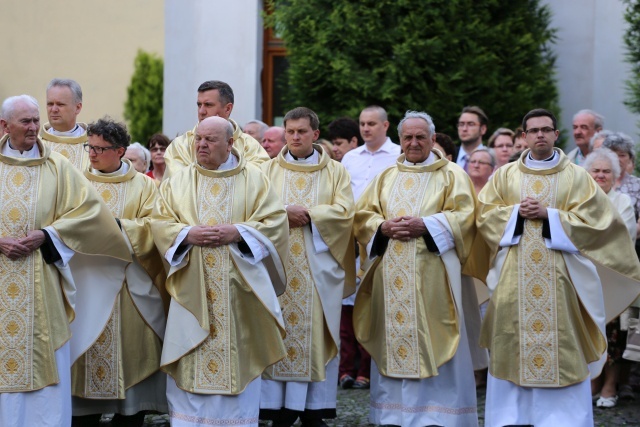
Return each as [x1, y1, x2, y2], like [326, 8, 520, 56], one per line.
[0, 77, 640, 427]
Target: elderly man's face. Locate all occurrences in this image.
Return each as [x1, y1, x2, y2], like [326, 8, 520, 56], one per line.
[2, 101, 40, 151]
[195, 118, 233, 170]
[285, 117, 319, 158]
[88, 134, 125, 173]
[400, 118, 434, 163]
[46, 85, 81, 132]
[124, 148, 147, 173]
[261, 127, 286, 158]
[573, 113, 599, 150]
[197, 90, 232, 122]
[243, 122, 263, 141]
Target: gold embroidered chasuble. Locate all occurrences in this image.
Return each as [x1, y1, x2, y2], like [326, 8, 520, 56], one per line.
[164, 119, 269, 179]
[477, 149, 640, 387]
[261, 146, 356, 382]
[353, 153, 477, 379]
[39, 122, 89, 171]
[0, 136, 131, 393]
[152, 150, 288, 395]
[71, 161, 167, 399]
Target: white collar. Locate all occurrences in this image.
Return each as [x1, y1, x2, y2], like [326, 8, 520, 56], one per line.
[525, 151, 559, 169]
[3, 139, 40, 158]
[403, 151, 435, 166]
[91, 161, 129, 176]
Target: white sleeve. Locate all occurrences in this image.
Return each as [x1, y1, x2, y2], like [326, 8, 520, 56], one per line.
[422, 213, 455, 255]
[499, 204, 522, 247]
[43, 226, 74, 267]
[545, 208, 579, 253]
[235, 225, 269, 264]
[165, 226, 193, 266]
[311, 223, 330, 254]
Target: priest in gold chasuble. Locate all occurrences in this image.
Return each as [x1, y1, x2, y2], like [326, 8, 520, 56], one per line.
[163, 80, 268, 180]
[259, 107, 356, 427]
[70, 118, 168, 425]
[354, 111, 479, 427]
[0, 96, 131, 427]
[39, 79, 89, 171]
[477, 109, 640, 427]
[152, 116, 288, 427]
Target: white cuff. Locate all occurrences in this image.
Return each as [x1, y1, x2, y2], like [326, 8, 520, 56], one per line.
[545, 208, 579, 253]
[236, 225, 268, 264]
[44, 226, 74, 267]
[499, 205, 522, 247]
[311, 222, 330, 254]
[423, 213, 455, 255]
[165, 226, 192, 266]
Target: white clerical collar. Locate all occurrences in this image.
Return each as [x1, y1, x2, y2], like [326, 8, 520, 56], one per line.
[92, 161, 129, 176]
[525, 151, 559, 169]
[218, 153, 239, 170]
[48, 124, 85, 137]
[3, 139, 40, 158]
[403, 151, 435, 166]
[285, 149, 319, 164]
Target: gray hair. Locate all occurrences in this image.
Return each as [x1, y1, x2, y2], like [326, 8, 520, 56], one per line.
[589, 129, 613, 150]
[472, 147, 496, 168]
[47, 78, 83, 104]
[244, 119, 268, 138]
[573, 109, 604, 130]
[583, 148, 622, 180]
[397, 110, 436, 138]
[1, 95, 39, 121]
[127, 142, 151, 170]
[603, 131, 636, 161]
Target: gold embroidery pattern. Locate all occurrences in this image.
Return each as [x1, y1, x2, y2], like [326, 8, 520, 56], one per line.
[382, 172, 430, 377]
[195, 175, 234, 392]
[85, 300, 120, 397]
[83, 181, 128, 397]
[519, 173, 558, 386]
[273, 169, 319, 379]
[0, 164, 39, 391]
[47, 142, 86, 170]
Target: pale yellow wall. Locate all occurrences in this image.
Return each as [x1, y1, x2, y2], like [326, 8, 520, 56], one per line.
[0, 0, 163, 130]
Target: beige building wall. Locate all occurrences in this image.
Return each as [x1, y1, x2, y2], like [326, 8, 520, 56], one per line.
[0, 0, 163, 131]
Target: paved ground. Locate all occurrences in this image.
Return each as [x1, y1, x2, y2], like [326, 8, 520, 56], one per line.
[133, 385, 640, 426]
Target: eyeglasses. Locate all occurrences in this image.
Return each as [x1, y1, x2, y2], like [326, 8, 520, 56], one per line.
[457, 122, 480, 128]
[83, 143, 119, 154]
[468, 160, 493, 166]
[150, 147, 166, 153]
[525, 127, 555, 135]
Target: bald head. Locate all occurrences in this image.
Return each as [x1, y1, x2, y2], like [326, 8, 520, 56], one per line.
[261, 126, 286, 158]
[195, 116, 235, 170]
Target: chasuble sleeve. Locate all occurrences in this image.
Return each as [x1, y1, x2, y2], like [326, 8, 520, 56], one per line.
[353, 169, 391, 248]
[163, 131, 194, 180]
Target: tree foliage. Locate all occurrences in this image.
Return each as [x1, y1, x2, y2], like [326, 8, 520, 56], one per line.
[624, 0, 640, 116]
[266, 0, 559, 141]
[124, 50, 163, 144]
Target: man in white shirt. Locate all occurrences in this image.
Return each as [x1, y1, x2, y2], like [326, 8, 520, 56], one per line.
[339, 106, 400, 391]
[456, 105, 488, 171]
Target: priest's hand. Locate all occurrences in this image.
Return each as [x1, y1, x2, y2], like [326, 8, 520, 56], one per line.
[382, 216, 427, 241]
[287, 205, 310, 228]
[19, 230, 46, 253]
[0, 237, 32, 260]
[519, 197, 548, 219]
[209, 225, 242, 247]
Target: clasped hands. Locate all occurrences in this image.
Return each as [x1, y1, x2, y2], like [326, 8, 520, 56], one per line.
[0, 230, 46, 260]
[381, 216, 427, 241]
[286, 205, 310, 228]
[519, 197, 548, 220]
[186, 225, 241, 247]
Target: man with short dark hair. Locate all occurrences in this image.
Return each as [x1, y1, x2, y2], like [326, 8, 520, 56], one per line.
[567, 109, 604, 165]
[163, 80, 269, 178]
[40, 78, 89, 170]
[72, 117, 168, 426]
[354, 110, 479, 426]
[0, 95, 131, 427]
[477, 108, 640, 426]
[456, 105, 488, 171]
[153, 115, 288, 426]
[327, 117, 362, 162]
[260, 107, 356, 427]
[261, 126, 286, 159]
